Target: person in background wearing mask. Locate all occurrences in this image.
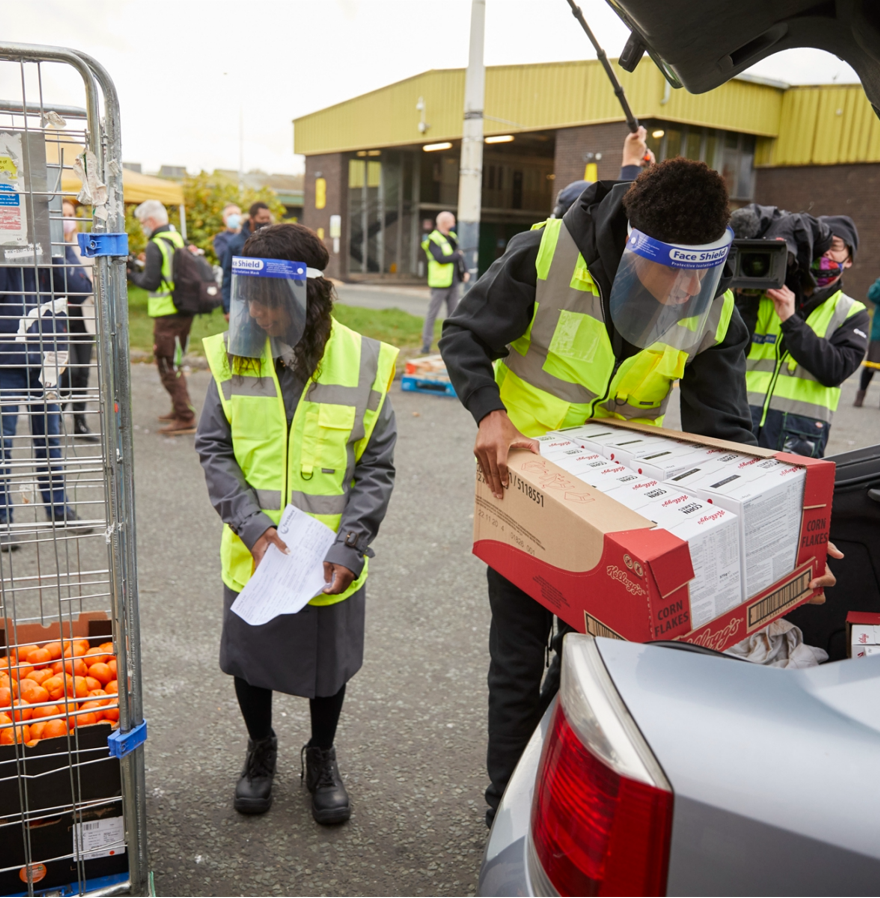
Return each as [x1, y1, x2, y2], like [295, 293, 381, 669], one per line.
[854, 274, 880, 407]
[420, 211, 469, 354]
[213, 203, 242, 265]
[58, 201, 98, 442]
[127, 199, 197, 435]
[221, 202, 273, 318]
[746, 215, 869, 457]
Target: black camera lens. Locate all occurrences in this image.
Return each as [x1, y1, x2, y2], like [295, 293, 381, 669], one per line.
[741, 252, 771, 278]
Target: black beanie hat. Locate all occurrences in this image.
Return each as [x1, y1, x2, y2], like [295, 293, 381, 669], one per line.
[818, 215, 859, 259]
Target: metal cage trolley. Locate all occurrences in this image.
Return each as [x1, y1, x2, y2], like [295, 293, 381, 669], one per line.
[0, 43, 148, 897]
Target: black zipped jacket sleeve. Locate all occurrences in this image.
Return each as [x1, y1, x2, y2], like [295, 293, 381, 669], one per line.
[680, 308, 758, 444]
[440, 228, 542, 425]
[780, 307, 870, 388]
[127, 239, 163, 292]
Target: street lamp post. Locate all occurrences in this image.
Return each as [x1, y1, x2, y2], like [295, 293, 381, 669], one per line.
[456, 0, 485, 291]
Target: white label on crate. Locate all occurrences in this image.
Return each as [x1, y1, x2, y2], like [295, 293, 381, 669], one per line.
[73, 817, 126, 861]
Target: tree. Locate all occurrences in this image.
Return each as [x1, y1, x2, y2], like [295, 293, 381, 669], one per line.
[180, 171, 287, 264]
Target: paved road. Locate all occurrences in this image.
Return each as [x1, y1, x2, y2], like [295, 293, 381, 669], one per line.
[135, 365, 488, 897]
[135, 308, 879, 895]
[335, 283, 432, 318]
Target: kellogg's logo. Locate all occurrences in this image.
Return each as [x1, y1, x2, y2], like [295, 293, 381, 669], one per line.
[687, 618, 742, 651]
[606, 565, 647, 596]
[662, 494, 689, 507]
[698, 510, 726, 524]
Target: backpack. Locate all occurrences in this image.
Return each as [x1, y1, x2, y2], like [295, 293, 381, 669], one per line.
[156, 236, 221, 315]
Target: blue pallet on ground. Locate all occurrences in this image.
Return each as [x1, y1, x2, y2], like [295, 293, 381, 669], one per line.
[400, 374, 457, 398]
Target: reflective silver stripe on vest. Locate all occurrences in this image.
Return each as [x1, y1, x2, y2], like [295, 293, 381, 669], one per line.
[351, 337, 381, 443]
[827, 293, 857, 335]
[597, 396, 668, 421]
[290, 491, 348, 515]
[758, 394, 833, 422]
[502, 222, 603, 405]
[747, 358, 778, 375]
[255, 489, 282, 510]
[695, 294, 731, 355]
[221, 376, 279, 401]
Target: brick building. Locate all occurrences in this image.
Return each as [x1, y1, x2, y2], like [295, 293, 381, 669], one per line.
[294, 61, 880, 298]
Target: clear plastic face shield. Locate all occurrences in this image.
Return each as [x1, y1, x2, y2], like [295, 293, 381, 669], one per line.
[228, 256, 323, 359]
[609, 226, 733, 350]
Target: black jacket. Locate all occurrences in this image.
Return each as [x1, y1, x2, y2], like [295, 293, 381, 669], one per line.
[221, 220, 254, 312]
[439, 180, 758, 445]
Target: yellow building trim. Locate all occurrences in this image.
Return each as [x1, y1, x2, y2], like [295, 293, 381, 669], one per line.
[294, 59, 785, 157]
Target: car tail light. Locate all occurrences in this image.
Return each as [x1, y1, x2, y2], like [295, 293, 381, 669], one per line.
[529, 636, 673, 896]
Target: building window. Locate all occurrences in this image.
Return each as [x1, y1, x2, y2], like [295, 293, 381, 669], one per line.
[645, 122, 756, 201]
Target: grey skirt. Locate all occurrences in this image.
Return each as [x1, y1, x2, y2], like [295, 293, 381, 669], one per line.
[219, 584, 365, 699]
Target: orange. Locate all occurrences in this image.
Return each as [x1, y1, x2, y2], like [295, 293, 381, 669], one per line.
[106, 680, 118, 695]
[99, 642, 114, 655]
[31, 703, 60, 721]
[17, 678, 38, 697]
[29, 721, 47, 740]
[20, 684, 48, 706]
[73, 640, 89, 657]
[88, 663, 113, 686]
[84, 647, 107, 665]
[42, 718, 67, 739]
[15, 645, 39, 664]
[67, 677, 89, 699]
[44, 641, 63, 661]
[29, 669, 52, 686]
[52, 658, 88, 678]
[101, 701, 119, 723]
[0, 711, 11, 726]
[42, 676, 65, 702]
[88, 689, 107, 699]
[70, 702, 99, 728]
[0, 687, 11, 708]
[13, 662, 34, 681]
[0, 722, 29, 744]
[107, 658, 117, 677]
[84, 676, 102, 692]
[9, 702, 32, 723]
[27, 648, 51, 669]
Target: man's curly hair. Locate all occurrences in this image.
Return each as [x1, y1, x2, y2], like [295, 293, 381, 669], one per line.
[622, 158, 730, 244]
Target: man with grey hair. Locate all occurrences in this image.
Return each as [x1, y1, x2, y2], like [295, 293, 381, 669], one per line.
[127, 199, 196, 435]
[420, 211, 469, 354]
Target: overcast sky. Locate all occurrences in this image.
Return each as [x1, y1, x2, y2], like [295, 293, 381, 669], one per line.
[0, 0, 861, 177]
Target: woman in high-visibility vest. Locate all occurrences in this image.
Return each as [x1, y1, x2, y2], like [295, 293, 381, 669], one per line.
[196, 223, 398, 824]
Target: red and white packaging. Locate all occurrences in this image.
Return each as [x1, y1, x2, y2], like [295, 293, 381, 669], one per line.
[847, 612, 880, 658]
[536, 435, 581, 460]
[669, 464, 806, 599]
[473, 419, 834, 652]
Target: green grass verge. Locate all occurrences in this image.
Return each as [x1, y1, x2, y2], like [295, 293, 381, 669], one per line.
[127, 286, 439, 358]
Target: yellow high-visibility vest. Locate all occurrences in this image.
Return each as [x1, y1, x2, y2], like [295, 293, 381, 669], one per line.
[203, 319, 398, 603]
[421, 229, 458, 288]
[496, 218, 736, 437]
[149, 229, 185, 318]
[746, 290, 865, 427]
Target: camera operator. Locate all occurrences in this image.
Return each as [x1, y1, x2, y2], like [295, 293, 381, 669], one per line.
[735, 207, 869, 458]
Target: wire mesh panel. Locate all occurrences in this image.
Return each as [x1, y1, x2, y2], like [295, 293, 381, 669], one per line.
[0, 45, 146, 897]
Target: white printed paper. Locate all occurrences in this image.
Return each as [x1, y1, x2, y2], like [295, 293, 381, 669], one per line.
[230, 503, 336, 626]
[73, 817, 126, 861]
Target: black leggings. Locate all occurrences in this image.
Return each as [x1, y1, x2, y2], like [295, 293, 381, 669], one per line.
[233, 676, 346, 749]
[860, 366, 875, 391]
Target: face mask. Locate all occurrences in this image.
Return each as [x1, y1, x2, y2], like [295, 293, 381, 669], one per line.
[811, 255, 846, 287]
[62, 218, 78, 237]
[226, 214, 241, 230]
[253, 219, 271, 231]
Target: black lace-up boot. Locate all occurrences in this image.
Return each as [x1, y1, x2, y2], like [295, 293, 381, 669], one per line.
[234, 732, 277, 814]
[302, 744, 351, 824]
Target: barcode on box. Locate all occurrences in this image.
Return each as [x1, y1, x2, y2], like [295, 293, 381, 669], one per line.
[82, 822, 101, 831]
[584, 612, 624, 641]
[748, 568, 813, 631]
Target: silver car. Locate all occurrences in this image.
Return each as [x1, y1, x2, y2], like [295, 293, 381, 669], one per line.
[478, 446, 880, 896]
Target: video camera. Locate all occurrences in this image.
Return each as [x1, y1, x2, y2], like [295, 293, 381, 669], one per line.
[727, 239, 788, 291]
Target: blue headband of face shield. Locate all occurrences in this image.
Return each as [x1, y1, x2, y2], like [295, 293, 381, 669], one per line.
[227, 257, 325, 359]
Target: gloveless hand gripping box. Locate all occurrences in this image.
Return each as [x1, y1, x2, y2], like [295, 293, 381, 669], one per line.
[473, 419, 834, 651]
